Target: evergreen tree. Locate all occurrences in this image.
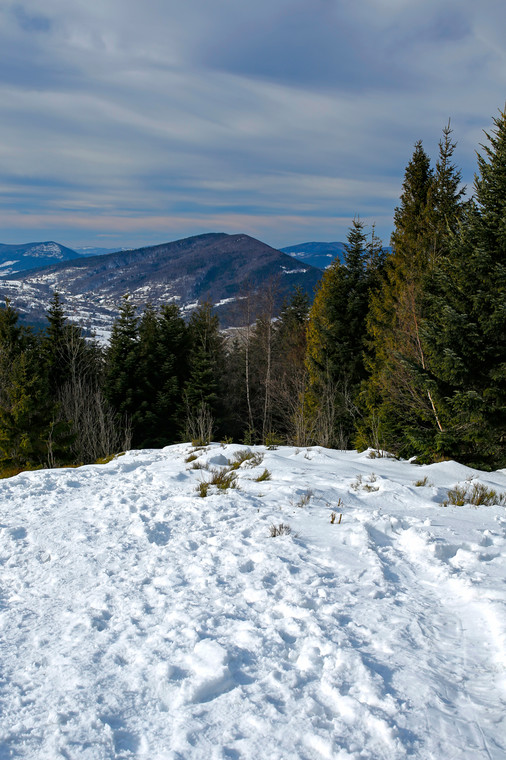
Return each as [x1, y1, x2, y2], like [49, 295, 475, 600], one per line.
[184, 300, 225, 440]
[0, 347, 69, 469]
[104, 295, 140, 424]
[358, 130, 464, 455]
[155, 304, 189, 443]
[421, 108, 506, 468]
[306, 219, 382, 448]
[134, 303, 189, 447]
[0, 299, 75, 470]
[0, 300, 31, 407]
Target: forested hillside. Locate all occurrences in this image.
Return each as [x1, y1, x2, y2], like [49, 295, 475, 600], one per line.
[0, 107, 504, 475]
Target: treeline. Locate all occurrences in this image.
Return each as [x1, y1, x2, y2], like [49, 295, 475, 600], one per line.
[1, 108, 504, 474]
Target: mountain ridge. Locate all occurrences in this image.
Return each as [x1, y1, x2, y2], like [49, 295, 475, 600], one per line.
[0, 232, 323, 334]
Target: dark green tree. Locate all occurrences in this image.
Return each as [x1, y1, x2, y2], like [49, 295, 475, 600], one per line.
[358, 130, 464, 454]
[0, 345, 70, 470]
[134, 303, 189, 447]
[306, 219, 382, 448]
[421, 108, 506, 468]
[104, 295, 140, 423]
[184, 300, 225, 441]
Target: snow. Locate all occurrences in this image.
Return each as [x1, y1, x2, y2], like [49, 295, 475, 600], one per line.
[29, 243, 64, 258]
[1, 444, 505, 759]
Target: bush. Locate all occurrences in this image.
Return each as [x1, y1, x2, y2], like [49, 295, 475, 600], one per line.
[443, 482, 506, 507]
[265, 432, 283, 450]
[270, 523, 292, 537]
[196, 466, 238, 496]
[229, 450, 264, 469]
[255, 468, 271, 482]
[294, 489, 313, 507]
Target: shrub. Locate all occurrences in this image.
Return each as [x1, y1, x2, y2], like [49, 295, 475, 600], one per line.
[0, 464, 44, 479]
[196, 466, 237, 496]
[265, 432, 283, 450]
[230, 450, 264, 469]
[95, 452, 125, 465]
[443, 482, 506, 507]
[270, 523, 292, 537]
[209, 467, 238, 491]
[413, 476, 431, 487]
[295, 489, 313, 507]
[255, 468, 271, 482]
[197, 481, 209, 498]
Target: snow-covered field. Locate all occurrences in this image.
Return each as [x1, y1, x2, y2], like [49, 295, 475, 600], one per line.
[1, 444, 505, 759]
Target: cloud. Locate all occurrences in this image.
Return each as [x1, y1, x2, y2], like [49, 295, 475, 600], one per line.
[0, 0, 505, 248]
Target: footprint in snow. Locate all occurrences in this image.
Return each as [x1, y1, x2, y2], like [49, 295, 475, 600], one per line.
[9, 526, 27, 541]
[145, 522, 171, 546]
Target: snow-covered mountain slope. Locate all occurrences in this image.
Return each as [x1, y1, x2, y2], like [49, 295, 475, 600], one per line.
[0, 241, 82, 275]
[1, 444, 505, 759]
[0, 233, 322, 332]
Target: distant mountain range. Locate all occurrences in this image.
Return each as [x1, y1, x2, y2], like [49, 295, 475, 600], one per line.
[0, 233, 323, 334]
[0, 239, 347, 277]
[74, 246, 125, 257]
[280, 241, 347, 269]
[0, 241, 92, 276]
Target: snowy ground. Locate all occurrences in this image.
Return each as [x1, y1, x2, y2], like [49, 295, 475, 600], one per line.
[1, 444, 505, 759]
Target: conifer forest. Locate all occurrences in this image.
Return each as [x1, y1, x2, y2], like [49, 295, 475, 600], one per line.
[1, 108, 505, 475]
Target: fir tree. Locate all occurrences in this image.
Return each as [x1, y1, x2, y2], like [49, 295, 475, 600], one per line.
[358, 130, 464, 455]
[104, 295, 140, 425]
[421, 108, 506, 468]
[184, 301, 225, 440]
[306, 219, 381, 448]
[272, 287, 310, 444]
[0, 350, 69, 469]
[134, 304, 189, 447]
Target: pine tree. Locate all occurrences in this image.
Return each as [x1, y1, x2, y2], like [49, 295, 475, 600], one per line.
[134, 303, 189, 447]
[421, 108, 506, 468]
[184, 300, 225, 441]
[0, 348, 69, 470]
[358, 130, 464, 455]
[306, 219, 381, 448]
[104, 295, 140, 426]
[155, 304, 189, 443]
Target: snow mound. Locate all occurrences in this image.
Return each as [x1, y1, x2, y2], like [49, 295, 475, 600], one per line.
[1, 444, 505, 759]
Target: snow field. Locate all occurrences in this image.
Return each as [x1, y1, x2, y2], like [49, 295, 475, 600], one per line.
[0, 444, 505, 759]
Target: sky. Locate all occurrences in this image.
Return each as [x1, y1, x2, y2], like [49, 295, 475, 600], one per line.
[1, 0, 505, 251]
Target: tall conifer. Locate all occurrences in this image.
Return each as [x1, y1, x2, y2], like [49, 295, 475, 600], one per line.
[359, 130, 464, 454]
[306, 219, 381, 448]
[422, 108, 506, 468]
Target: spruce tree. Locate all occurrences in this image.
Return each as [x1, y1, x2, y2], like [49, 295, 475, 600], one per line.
[358, 130, 464, 455]
[134, 303, 189, 447]
[422, 108, 506, 468]
[0, 348, 68, 470]
[104, 295, 140, 426]
[306, 219, 381, 448]
[184, 301, 225, 440]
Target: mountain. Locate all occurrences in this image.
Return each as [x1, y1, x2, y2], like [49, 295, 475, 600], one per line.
[0, 232, 322, 335]
[283, 241, 392, 270]
[281, 241, 347, 270]
[74, 246, 125, 256]
[0, 241, 83, 275]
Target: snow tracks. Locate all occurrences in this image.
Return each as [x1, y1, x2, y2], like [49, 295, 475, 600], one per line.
[0, 445, 505, 759]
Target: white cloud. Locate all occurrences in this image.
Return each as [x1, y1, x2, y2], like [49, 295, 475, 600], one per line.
[0, 0, 504, 247]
